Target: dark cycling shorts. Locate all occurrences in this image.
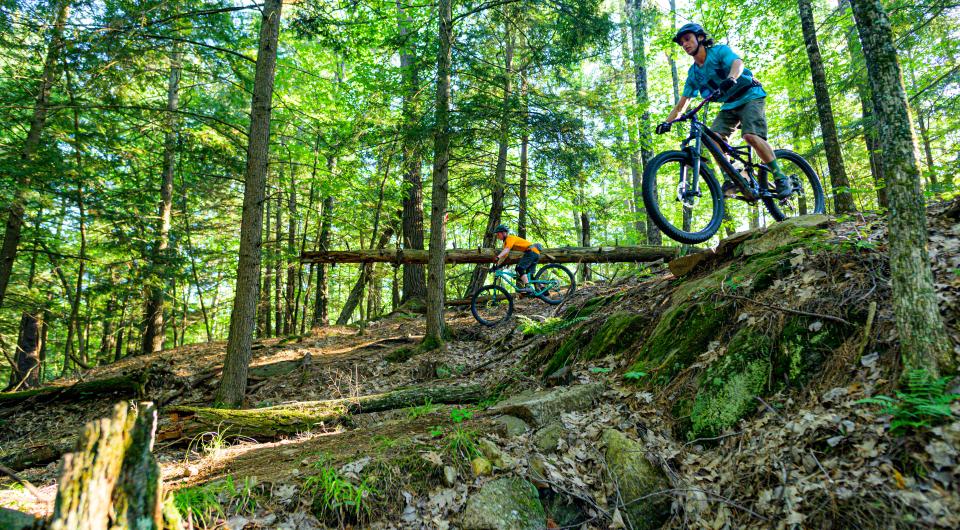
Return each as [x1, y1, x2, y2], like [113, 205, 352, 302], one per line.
[516, 250, 540, 276]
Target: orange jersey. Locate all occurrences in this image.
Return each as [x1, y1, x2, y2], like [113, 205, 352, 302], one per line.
[504, 235, 540, 254]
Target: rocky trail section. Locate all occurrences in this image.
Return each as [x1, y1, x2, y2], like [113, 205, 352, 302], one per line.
[1, 203, 959, 528]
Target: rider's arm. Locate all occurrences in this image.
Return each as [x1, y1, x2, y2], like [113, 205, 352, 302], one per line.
[727, 59, 744, 81]
[665, 96, 692, 122]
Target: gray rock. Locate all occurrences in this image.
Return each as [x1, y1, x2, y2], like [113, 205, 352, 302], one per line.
[490, 383, 604, 427]
[478, 438, 513, 469]
[532, 423, 565, 454]
[603, 429, 671, 530]
[461, 478, 546, 530]
[494, 415, 530, 437]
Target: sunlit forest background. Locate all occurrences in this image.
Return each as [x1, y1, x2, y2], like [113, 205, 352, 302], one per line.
[1, 0, 957, 383]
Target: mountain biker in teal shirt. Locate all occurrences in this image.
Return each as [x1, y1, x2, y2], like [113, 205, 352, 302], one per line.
[657, 23, 792, 199]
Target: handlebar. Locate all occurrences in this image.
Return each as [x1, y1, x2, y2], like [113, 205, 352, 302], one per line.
[662, 92, 719, 129]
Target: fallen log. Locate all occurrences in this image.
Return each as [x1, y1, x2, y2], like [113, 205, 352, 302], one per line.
[301, 245, 679, 265]
[159, 383, 488, 441]
[0, 371, 153, 408]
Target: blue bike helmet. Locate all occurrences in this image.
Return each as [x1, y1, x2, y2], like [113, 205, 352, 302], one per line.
[492, 224, 509, 234]
[673, 23, 707, 44]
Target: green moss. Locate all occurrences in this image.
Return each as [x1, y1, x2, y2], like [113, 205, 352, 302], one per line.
[628, 300, 733, 386]
[688, 328, 773, 439]
[562, 292, 625, 320]
[542, 312, 646, 375]
[775, 317, 849, 386]
[385, 346, 415, 363]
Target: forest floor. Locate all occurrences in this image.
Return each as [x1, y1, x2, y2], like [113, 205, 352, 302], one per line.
[2, 202, 960, 529]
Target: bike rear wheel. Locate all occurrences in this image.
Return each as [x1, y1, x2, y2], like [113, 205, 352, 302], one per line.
[471, 285, 514, 326]
[642, 150, 724, 244]
[760, 149, 826, 221]
[532, 264, 576, 305]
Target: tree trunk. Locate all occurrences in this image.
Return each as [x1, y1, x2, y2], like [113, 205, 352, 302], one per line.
[284, 164, 297, 334]
[7, 312, 42, 391]
[850, 0, 955, 376]
[425, 0, 453, 348]
[65, 66, 89, 370]
[258, 196, 271, 337]
[468, 15, 515, 296]
[313, 184, 334, 328]
[518, 72, 530, 240]
[0, 0, 70, 312]
[842, 0, 887, 208]
[274, 192, 283, 336]
[397, 0, 427, 305]
[142, 48, 182, 355]
[99, 296, 117, 365]
[215, 0, 284, 408]
[629, 0, 660, 245]
[580, 212, 591, 282]
[668, 0, 680, 104]
[164, 384, 488, 441]
[798, 0, 856, 214]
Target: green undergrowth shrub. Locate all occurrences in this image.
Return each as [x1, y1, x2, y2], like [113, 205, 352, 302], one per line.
[858, 370, 960, 435]
[173, 475, 257, 528]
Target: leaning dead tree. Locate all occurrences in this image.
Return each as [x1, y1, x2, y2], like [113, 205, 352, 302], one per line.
[302, 245, 681, 265]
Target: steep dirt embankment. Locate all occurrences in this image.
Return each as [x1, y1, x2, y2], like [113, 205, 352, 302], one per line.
[1, 204, 959, 529]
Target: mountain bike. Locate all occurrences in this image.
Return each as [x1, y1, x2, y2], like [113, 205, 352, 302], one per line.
[644, 92, 826, 244]
[470, 263, 576, 326]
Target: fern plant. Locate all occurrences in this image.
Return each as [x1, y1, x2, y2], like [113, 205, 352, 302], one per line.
[858, 370, 960, 435]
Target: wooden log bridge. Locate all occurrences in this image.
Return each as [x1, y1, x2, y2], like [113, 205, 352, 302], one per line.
[301, 245, 680, 265]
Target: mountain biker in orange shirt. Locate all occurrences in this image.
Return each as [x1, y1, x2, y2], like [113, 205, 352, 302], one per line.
[491, 224, 541, 293]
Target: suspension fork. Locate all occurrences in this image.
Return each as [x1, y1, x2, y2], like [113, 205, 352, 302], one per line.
[682, 124, 704, 201]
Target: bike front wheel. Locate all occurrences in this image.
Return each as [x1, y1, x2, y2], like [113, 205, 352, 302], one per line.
[760, 149, 826, 221]
[642, 150, 725, 244]
[471, 285, 514, 326]
[532, 264, 576, 305]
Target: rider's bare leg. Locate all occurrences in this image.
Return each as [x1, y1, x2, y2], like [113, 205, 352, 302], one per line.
[743, 133, 775, 163]
[520, 273, 529, 287]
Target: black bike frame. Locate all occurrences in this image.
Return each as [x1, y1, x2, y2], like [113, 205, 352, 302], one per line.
[672, 97, 774, 203]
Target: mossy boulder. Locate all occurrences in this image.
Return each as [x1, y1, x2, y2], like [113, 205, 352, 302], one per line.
[689, 327, 773, 439]
[776, 317, 849, 386]
[543, 312, 647, 375]
[461, 478, 546, 530]
[602, 429, 671, 530]
[628, 299, 732, 385]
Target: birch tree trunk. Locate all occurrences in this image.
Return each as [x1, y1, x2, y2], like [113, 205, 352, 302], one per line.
[0, 0, 70, 312]
[850, 0, 955, 376]
[798, 0, 856, 214]
[216, 0, 283, 407]
[425, 0, 453, 348]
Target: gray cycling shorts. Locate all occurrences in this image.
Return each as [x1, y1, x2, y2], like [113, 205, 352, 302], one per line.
[711, 97, 768, 141]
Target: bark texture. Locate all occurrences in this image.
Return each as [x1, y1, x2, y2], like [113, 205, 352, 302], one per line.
[798, 0, 856, 214]
[162, 384, 488, 441]
[397, 0, 427, 304]
[629, 0, 660, 245]
[7, 312, 43, 390]
[215, 0, 283, 407]
[850, 0, 955, 375]
[425, 0, 453, 347]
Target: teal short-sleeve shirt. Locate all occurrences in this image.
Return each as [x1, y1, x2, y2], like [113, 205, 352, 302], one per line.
[682, 44, 766, 110]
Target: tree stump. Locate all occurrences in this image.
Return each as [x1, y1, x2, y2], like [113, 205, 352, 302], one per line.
[46, 402, 182, 530]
